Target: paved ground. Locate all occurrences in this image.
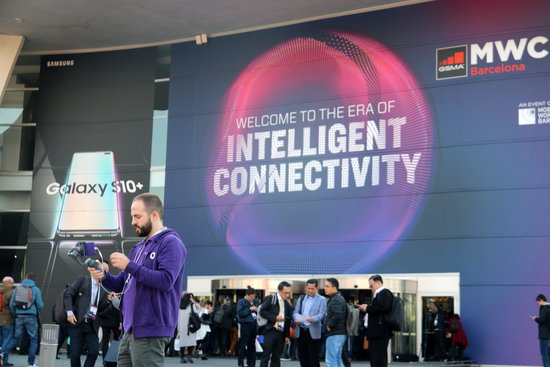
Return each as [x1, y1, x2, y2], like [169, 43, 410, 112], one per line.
[4, 353, 383, 367]
[6, 354, 477, 367]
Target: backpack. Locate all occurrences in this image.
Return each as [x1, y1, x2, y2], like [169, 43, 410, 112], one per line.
[13, 285, 33, 310]
[213, 305, 226, 324]
[385, 295, 404, 332]
[53, 287, 71, 325]
[257, 294, 278, 327]
[188, 306, 201, 334]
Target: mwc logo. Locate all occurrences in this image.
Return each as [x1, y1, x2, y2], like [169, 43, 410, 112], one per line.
[436, 36, 548, 80]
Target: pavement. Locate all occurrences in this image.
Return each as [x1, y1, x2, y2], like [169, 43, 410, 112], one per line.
[6, 352, 475, 367]
[4, 353, 375, 367]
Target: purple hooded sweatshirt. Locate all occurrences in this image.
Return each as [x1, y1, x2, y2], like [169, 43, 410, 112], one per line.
[101, 228, 186, 338]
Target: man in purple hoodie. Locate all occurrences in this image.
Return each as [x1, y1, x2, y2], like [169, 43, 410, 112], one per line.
[89, 193, 186, 367]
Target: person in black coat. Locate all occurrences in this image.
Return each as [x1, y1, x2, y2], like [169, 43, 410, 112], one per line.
[212, 298, 234, 356]
[532, 294, 550, 367]
[259, 281, 292, 367]
[64, 272, 108, 367]
[359, 275, 393, 367]
[236, 287, 260, 367]
[98, 291, 121, 363]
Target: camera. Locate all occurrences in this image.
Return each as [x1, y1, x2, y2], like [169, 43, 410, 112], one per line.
[67, 242, 102, 271]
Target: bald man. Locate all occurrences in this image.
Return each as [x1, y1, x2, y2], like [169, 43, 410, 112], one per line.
[0, 276, 15, 366]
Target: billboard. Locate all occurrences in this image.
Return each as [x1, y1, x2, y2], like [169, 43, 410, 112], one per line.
[166, 0, 549, 364]
[27, 48, 157, 313]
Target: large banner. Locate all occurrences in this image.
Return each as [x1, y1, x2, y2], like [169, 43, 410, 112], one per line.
[166, 0, 549, 364]
[27, 48, 156, 313]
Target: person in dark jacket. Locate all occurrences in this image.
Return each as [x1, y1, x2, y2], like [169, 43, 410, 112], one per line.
[259, 281, 292, 367]
[65, 273, 109, 367]
[88, 193, 186, 367]
[98, 289, 121, 364]
[236, 287, 260, 367]
[532, 294, 550, 367]
[324, 278, 347, 367]
[431, 301, 447, 361]
[212, 298, 234, 356]
[359, 275, 393, 367]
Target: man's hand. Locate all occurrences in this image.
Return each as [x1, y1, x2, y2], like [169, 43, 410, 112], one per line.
[67, 314, 77, 324]
[250, 306, 258, 312]
[88, 262, 104, 281]
[285, 337, 290, 345]
[108, 292, 117, 302]
[276, 315, 285, 322]
[306, 317, 314, 323]
[110, 252, 131, 270]
[359, 304, 368, 312]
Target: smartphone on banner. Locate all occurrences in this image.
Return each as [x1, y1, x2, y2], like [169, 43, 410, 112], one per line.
[56, 151, 120, 238]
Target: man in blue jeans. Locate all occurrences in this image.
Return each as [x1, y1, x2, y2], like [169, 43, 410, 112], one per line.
[0, 276, 16, 367]
[324, 278, 347, 367]
[1, 273, 44, 367]
[532, 294, 550, 367]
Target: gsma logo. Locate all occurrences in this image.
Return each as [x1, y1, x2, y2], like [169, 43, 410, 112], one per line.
[436, 45, 468, 80]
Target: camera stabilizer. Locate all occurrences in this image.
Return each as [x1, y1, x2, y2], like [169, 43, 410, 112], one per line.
[67, 242, 102, 271]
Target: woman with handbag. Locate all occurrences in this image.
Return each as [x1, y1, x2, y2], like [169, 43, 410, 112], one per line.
[178, 293, 201, 363]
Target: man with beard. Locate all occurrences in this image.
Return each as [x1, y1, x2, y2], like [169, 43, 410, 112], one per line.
[88, 193, 186, 367]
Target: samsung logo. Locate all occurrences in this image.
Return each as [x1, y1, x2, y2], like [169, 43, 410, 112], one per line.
[46, 60, 75, 67]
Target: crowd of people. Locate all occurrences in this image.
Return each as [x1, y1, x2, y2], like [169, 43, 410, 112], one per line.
[173, 276, 399, 367]
[0, 270, 473, 367]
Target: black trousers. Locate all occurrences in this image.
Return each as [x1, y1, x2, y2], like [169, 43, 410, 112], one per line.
[238, 322, 257, 366]
[297, 329, 321, 367]
[434, 329, 447, 360]
[57, 324, 71, 355]
[198, 331, 210, 355]
[68, 322, 99, 367]
[220, 327, 231, 355]
[369, 337, 390, 367]
[260, 328, 284, 367]
[100, 325, 121, 360]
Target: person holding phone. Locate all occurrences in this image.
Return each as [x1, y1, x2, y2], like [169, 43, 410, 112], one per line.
[358, 275, 393, 367]
[259, 281, 292, 367]
[532, 294, 550, 367]
[236, 287, 260, 367]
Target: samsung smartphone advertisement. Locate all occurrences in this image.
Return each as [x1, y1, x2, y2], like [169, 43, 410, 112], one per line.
[27, 48, 156, 313]
[166, 0, 549, 364]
